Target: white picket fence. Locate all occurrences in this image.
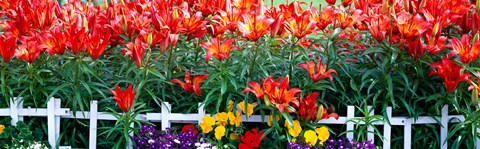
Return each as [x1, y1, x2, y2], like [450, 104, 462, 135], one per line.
[1, 97, 479, 149]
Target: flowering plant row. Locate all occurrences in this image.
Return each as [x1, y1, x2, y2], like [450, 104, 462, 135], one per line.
[0, 0, 480, 148]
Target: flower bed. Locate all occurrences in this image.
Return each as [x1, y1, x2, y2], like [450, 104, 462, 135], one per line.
[0, 0, 480, 148]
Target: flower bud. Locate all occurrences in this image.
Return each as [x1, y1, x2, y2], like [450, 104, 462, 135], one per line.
[476, 0, 480, 12]
[147, 32, 153, 46]
[432, 22, 440, 37]
[474, 33, 480, 43]
[316, 105, 324, 121]
[173, 8, 179, 19]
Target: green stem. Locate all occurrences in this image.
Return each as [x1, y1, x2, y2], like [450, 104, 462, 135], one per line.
[1, 63, 7, 103]
[248, 41, 261, 81]
[288, 37, 297, 77]
[166, 47, 174, 79]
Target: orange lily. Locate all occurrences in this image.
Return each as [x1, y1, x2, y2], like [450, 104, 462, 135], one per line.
[395, 12, 430, 40]
[0, 36, 17, 63]
[242, 81, 265, 99]
[238, 14, 274, 41]
[200, 37, 238, 61]
[111, 84, 136, 113]
[263, 76, 302, 113]
[429, 57, 471, 93]
[16, 33, 46, 63]
[298, 60, 338, 83]
[86, 28, 111, 60]
[171, 72, 209, 96]
[182, 12, 208, 40]
[43, 26, 67, 56]
[284, 11, 316, 39]
[449, 34, 480, 64]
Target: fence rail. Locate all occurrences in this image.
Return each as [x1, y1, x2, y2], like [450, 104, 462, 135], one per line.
[0, 98, 479, 149]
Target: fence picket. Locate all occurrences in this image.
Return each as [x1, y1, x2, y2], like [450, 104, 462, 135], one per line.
[404, 118, 412, 149]
[477, 128, 480, 149]
[89, 100, 98, 149]
[441, 105, 448, 149]
[161, 102, 171, 130]
[198, 103, 205, 124]
[54, 98, 61, 145]
[367, 106, 374, 143]
[47, 97, 56, 149]
[9, 97, 21, 126]
[346, 106, 354, 140]
[383, 107, 392, 149]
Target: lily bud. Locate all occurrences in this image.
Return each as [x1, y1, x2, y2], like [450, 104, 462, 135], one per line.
[316, 105, 324, 121]
[173, 8, 179, 19]
[404, 0, 410, 13]
[432, 22, 440, 37]
[147, 32, 153, 46]
[419, 0, 426, 10]
[264, 95, 270, 107]
[476, 0, 480, 12]
[381, 0, 389, 14]
[474, 33, 480, 43]
[472, 86, 479, 106]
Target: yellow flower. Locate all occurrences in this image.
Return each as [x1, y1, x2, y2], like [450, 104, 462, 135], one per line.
[200, 116, 216, 133]
[228, 111, 242, 127]
[304, 130, 318, 146]
[0, 125, 4, 134]
[267, 115, 280, 127]
[237, 100, 256, 117]
[214, 125, 226, 140]
[284, 120, 302, 137]
[229, 132, 239, 140]
[315, 126, 330, 144]
[227, 100, 234, 112]
[215, 112, 229, 126]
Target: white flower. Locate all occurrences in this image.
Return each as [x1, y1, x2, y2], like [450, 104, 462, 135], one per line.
[174, 139, 180, 144]
[148, 139, 155, 144]
[212, 146, 218, 149]
[195, 142, 201, 147]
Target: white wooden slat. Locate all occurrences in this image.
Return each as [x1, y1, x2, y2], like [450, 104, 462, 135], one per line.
[10, 97, 21, 126]
[161, 102, 171, 130]
[346, 106, 354, 140]
[54, 99, 61, 146]
[89, 100, 98, 149]
[367, 106, 374, 143]
[404, 118, 412, 149]
[476, 128, 480, 149]
[383, 107, 392, 149]
[47, 98, 56, 149]
[441, 105, 448, 149]
[198, 103, 205, 124]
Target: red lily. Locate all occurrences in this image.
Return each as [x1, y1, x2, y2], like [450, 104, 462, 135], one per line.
[171, 72, 209, 96]
[16, 33, 46, 63]
[43, 26, 67, 56]
[111, 84, 137, 113]
[242, 81, 265, 99]
[405, 39, 426, 61]
[429, 57, 471, 93]
[86, 28, 111, 60]
[263, 76, 302, 113]
[298, 60, 338, 83]
[238, 15, 274, 41]
[124, 37, 148, 67]
[65, 26, 88, 55]
[343, 0, 353, 7]
[298, 92, 319, 122]
[449, 34, 480, 64]
[200, 37, 238, 61]
[0, 36, 17, 63]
